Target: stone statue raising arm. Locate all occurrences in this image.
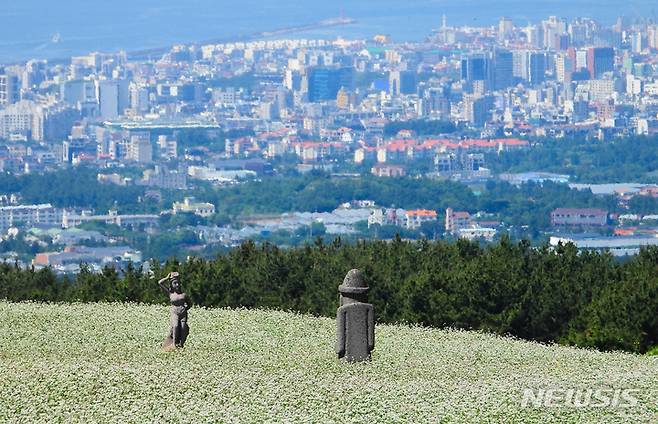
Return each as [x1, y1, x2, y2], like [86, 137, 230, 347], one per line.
[158, 274, 172, 293]
[157, 271, 193, 349]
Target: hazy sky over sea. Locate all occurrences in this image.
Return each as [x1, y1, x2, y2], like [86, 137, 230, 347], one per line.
[1, 0, 656, 63]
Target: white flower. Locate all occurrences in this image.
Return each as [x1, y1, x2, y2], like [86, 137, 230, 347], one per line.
[0, 301, 655, 423]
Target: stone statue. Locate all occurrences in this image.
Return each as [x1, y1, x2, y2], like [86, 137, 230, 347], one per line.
[336, 269, 375, 363]
[158, 271, 192, 350]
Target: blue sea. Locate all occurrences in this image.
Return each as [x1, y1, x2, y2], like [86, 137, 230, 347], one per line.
[1, 0, 656, 63]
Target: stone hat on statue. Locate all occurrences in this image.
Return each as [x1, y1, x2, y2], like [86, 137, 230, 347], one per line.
[338, 269, 369, 294]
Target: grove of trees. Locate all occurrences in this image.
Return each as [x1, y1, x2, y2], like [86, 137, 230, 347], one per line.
[487, 135, 658, 183]
[2, 236, 658, 354]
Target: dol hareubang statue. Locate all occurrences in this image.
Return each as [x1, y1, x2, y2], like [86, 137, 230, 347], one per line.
[336, 269, 375, 363]
[158, 272, 192, 350]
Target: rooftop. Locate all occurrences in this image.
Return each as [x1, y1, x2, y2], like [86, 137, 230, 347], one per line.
[552, 208, 607, 216]
[407, 209, 438, 217]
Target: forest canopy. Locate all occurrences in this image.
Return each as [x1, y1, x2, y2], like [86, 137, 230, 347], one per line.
[3, 237, 658, 354]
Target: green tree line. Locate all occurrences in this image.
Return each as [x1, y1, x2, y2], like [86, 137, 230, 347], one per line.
[0, 168, 632, 242]
[487, 135, 658, 183]
[2, 237, 657, 354]
[0, 168, 624, 246]
[0, 167, 147, 213]
[193, 174, 617, 232]
[384, 119, 457, 137]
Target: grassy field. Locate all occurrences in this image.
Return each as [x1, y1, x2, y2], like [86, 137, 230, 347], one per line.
[1, 302, 657, 423]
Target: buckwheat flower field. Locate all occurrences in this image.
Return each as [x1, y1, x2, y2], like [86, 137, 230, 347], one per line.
[1, 302, 657, 422]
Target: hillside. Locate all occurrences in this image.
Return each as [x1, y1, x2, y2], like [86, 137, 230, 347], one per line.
[1, 302, 657, 422]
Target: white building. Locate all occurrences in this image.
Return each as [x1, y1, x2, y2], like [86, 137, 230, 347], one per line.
[62, 210, 159, 229]
[157, 135, 177, 159]
[0, 71, 19, 106]
[555, 53, 573, 82]
[404, 210, 438, 230]
[458, 227, 497, 241]
[129, 83, 150, 113]
[97, 79, 129, 119]
[140, 167, 187, 190]
[172, 197, 215, 217]
[626, 75, 643, 96]
[0, 204, 62, 230]
[126, 133, 152, 163]
[588, 79, 615, 102]
[187, 166, 256, 182]
[0, 100, 78, 141]
[644, 82, 658, 97]
[0, 100, 34, 139]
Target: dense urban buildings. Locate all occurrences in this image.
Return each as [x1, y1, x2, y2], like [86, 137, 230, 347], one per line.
[2, 13, 658, 265]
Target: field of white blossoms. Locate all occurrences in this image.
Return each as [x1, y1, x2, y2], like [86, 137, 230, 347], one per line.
[1, 301, 657, 423]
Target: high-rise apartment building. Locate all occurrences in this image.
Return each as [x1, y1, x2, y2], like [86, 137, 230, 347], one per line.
[60, 80, 96, 106]
[98, 80, 119, 119]
[529, 52, 546, 84]
[498, 17, 514, 41]
[512, 50, 529, 80]
[127, 132, 152, 163]
[555, 53, 574, 82]
[389, 70, 417, 96]
[463, 95, 492, 127]
[461, 55, 490, 82]
[587, 47, 614, 78]
[97, 79, 130, 119]
[493, 50, 514, 90]
[648, 26, 658, 50]
[0, 69, 19, 106]
[307, 67, 354, 102]
[427, 86, 451, 120]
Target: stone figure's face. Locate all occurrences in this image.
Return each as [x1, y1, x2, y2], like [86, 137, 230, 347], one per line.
[340, 293, 362, 306]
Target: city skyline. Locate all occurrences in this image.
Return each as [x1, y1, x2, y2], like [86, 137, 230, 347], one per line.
[2, 0, 658, 62]
[1, 9, 658, 267]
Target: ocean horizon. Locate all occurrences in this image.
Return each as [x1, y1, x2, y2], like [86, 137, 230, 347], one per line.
[1, 0, 656, 64]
